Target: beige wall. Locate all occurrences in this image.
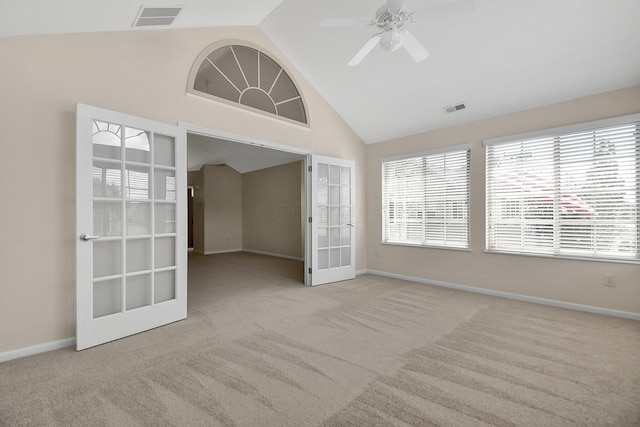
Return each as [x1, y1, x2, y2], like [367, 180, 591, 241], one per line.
[0, 26, 366, 353]
[202, 165, 242, 253]
[366, 85, 640, 314]
[242, 161, 303, 259]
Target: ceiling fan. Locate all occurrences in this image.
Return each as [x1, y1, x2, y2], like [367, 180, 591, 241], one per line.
[320, 0, 475, 66]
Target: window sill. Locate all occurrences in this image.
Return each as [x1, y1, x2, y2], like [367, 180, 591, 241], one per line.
[381, 241, 472, 252]
[484, 249, 640, 265]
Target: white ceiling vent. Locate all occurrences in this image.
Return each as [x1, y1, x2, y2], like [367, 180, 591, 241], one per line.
[444, 103, 466, 114]
[133, 6, 182, 27]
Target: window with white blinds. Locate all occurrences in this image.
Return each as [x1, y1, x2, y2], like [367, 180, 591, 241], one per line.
[485, 114, 640, 262]
[382, 145, 470, 248]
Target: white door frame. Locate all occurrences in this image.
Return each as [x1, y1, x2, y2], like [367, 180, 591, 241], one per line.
[179, 123, 317, 285]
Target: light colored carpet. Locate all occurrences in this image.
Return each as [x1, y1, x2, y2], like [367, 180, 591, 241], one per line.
[1, 251, 639, 426]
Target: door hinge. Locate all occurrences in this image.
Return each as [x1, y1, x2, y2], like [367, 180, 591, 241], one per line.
[308, 268, 312, 274]
[308, 165, 312, 172]
[308, 216, 312, 223]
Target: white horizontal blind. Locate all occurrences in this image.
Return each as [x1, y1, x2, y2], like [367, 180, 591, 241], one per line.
[382, 146, 470, 248]
[486, 117, 639, 261]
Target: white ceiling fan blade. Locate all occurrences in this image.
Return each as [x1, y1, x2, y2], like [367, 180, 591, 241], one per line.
[402, 30, 429, 62]
[386, 0, 404, 11]
[319, 18, 372, 27]
[348, 35, 381, 66]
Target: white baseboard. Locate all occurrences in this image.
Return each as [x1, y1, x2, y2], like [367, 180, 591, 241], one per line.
[242, 249, 304, 261]
[203, 249, 242, 255]
[0, 337, 75, 364]
[364, 269, 640, 321]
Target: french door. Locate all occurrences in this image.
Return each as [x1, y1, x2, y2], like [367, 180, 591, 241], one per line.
[310, 155, 356, 286]
[76, 104, 187, 350]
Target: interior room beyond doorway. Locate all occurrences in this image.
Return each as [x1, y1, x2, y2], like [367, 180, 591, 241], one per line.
[187, 133, 307, 284]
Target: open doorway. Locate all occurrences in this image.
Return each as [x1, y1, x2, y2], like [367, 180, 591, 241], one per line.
[186, 132, 309, 285]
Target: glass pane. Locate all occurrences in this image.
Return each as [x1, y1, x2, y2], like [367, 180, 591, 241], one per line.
[340, 185, 350, 205]
[125, 165, 149, 199]
[126, 274, 150, 310]
[154, 169, 176, 201]
[93, 278, 121, 318]
[126, 239, 150, 273]
[155, 237, 175, 268]
[155, 134, 175, 167]
[341, 166, 351, 186]
[329, 185, 339, 205]
[93, 120, 121, 160]
[330, 248, 341, 268]
[318, 227, 328, 248]
[341, 248, 351, 267]
[330, 227, 340, 247]
[318, 163, 328, 184]
[318, 183, 328, 206]
[317, 206, 328, 227]
[341, 226, 351, 246]
[93, 161, 121, 198]
[126, 202, 150, 235]
[329, 165, 340, 185]
[93, 201, 122, 237]
[124, 127, 150, 164]
[318, 249, 329, 270]
[340, 207, 351, 225]
[155, 203, 176, 234]
[93, 240, 121, 278]
[154, 270, 176, 303]
[329, 207, 340, 226]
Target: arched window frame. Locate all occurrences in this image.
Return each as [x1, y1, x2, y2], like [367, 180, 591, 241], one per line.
[187, 40, 309, 127]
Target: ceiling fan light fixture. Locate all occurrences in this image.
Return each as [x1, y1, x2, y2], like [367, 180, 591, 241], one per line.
[380, 26, 402, 51]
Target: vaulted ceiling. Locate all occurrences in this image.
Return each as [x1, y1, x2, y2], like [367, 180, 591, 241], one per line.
[2, 0, 639, 146]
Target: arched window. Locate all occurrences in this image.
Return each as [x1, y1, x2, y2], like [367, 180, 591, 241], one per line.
[188, 42, 308, 125]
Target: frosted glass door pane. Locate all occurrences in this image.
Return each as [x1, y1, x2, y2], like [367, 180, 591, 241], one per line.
[125, 166, 149, 199]
[341, 248, 351, 266]
[93, 201, 122, 237]
[126, 239, 150, 273]
[340, 186, 350, 205]
[154, 135, 175, 167]
[93, 278, 122, 318]
[154, 170, 176, 201]
[126, 274, 151, 310]
[329, 185, 339, 205]
[126, 202, 150, 235]
[330, 227, 340, 246]
[155, 203, 176, 234]
[93, 161, 121, 198]
[329, 207, 340, 226]
[341, 227, 351, 246]
[340, 166, 351, 185]
[318, 249, 329, 270]
[93, 240, 121, 278]
[154, 270, 175, 303]
[318, 227, 328, 248]
[125, 127, 150, 164]
[155, 237, 175, 268]
[330, 165, 340, 184]
[330, 248, 341, 268]
[93, 121, 122, 160]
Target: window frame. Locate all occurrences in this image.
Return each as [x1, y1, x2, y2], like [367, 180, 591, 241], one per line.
[484, 113, 640, 263]
[381, 144, 471, 250]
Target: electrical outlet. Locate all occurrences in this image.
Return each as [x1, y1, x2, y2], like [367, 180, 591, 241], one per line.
[604, 274, 616, 287]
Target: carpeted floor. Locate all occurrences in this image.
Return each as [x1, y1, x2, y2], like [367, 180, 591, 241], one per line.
[1, 251, 639, 426]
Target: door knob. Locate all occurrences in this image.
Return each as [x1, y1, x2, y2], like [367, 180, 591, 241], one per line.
[79, 234, 101, 241]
